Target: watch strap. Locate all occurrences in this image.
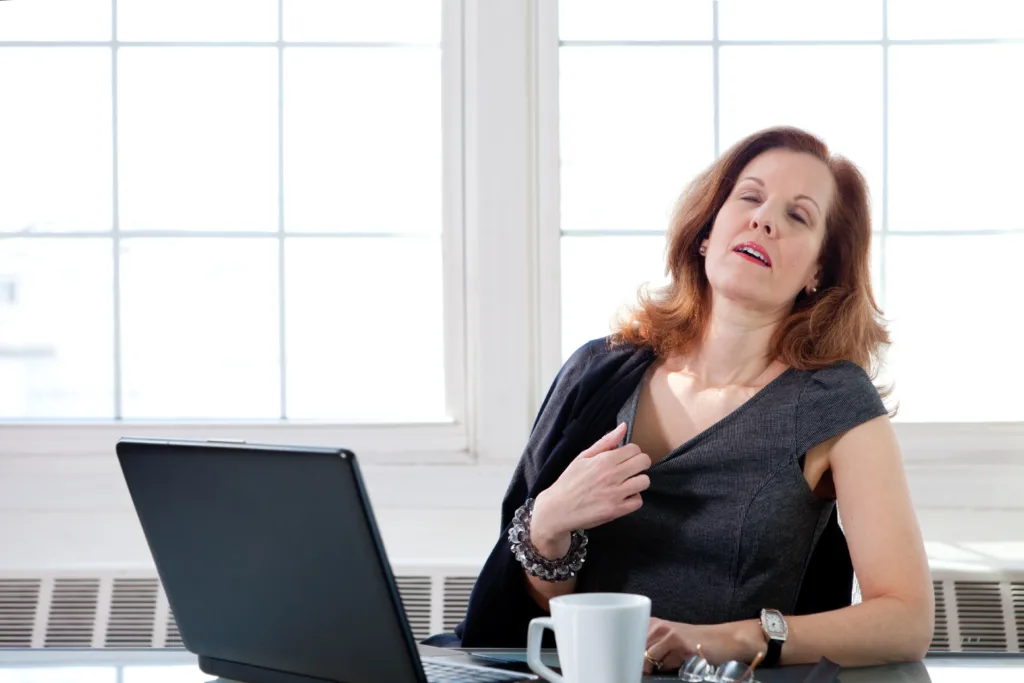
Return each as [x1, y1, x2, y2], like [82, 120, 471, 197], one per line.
[762, 636, 783, 668]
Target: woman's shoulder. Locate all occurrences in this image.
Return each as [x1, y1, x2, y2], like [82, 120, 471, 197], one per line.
[795, 359, 883, 411]
[561, 335, 645, 374]
[546, 336, 651, 404]
[793, 360, 887, 450]
[802, 359, 876, 391]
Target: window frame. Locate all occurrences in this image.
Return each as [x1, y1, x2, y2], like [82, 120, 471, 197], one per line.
[3, 0, 1023, 474]
[536, 0, 1024, 467]
[0, 0, 487, 465]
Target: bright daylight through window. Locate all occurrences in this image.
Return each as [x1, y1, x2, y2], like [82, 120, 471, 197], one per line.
[556, 0, 1024, 423]
[0, 0, 450, 424]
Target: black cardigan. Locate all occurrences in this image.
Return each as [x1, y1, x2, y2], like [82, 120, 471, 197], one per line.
[445, 338, 853, 648]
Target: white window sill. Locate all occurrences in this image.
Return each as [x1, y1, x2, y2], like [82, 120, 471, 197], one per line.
[0, 420, 474, 465]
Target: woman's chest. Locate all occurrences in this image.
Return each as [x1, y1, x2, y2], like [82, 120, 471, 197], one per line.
[631, 370, 765, 466]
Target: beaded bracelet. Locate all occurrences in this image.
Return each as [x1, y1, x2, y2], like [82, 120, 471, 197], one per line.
[507, 497, 588, 582]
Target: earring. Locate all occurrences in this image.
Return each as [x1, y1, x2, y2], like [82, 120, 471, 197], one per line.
[699, 244, 707, 256]
[809, 286, 818, 294]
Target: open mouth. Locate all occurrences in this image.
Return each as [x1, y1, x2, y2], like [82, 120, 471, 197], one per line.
[733, 243, 772, 268]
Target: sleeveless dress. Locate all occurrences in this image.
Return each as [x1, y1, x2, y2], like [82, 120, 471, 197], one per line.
[573, 361, 886, 623]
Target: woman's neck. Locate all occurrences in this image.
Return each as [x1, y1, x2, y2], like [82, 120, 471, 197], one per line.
[669, 296, 785, 389]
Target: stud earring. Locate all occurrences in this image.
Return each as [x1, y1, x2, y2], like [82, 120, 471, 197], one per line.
[699, 244, 707, 256]
[809, 286, 818, 294]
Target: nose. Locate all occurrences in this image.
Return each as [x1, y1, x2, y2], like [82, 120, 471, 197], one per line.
[750, 203, 779, 238]
[750, 217, 773, 237]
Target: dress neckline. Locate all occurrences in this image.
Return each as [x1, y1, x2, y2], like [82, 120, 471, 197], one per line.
[647, 365, 798, 471]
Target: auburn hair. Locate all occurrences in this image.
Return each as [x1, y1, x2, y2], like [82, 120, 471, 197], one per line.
[612, 126, 890, 386]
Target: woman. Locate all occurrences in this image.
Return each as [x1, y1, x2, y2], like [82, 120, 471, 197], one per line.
[450, 127, 934, 670]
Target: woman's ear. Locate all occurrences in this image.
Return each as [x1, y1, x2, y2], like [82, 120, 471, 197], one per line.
[805, 269, 821, 295]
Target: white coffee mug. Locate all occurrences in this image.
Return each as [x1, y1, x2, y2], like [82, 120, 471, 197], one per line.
[527, 593, 651, 683]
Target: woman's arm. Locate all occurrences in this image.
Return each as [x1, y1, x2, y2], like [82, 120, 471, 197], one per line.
[780, 413, 934, 665]
[522, 502, 578, 611]
[645, 415, 934, 670]
[522, 424, 652, 612]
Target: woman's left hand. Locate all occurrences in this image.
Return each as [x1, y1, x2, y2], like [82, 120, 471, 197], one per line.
[643, 617, 762, 674]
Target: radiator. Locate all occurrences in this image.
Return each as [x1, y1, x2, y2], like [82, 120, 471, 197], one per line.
[2, 567, 1021, 653]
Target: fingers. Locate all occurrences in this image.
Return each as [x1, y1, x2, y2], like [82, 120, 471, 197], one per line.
[661, 650, 689, 673]
[643, 634, 671, 675]
[615, 474, 649, 518]
[616, 449, 652, 479]
[619, 474, 651, 498]
[618, 492, 644, 516]
[645, 621, 690, 674]
[580, 422, 627, 458]
[600, 442, 646, 467]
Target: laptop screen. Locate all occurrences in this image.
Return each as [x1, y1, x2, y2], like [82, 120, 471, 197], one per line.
[117, 438, 425, 683]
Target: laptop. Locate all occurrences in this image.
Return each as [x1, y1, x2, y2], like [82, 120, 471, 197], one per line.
[116, 437, 537, 683]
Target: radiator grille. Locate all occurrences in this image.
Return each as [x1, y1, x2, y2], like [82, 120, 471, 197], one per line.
[44, 579, 99, 648]
[442, 576, 476, 634]
[930, 580, 950, 651]
[105, 578, 159, 647]
[955, 581, 1006, 652]
[1, 571, 1018, 652]
[0, 579, 40, 648]
[165, 610, 183, 648]
[1011, 582, 1024, 652]
[395, 576, 433, 641]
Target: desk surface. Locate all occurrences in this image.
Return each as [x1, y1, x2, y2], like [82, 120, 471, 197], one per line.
[0, 648, 1022, 683]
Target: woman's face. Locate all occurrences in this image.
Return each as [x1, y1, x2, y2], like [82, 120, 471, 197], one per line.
[703, 148, 835, 312]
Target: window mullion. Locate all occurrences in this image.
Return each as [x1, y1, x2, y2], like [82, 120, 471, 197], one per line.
[111, 0, 123, 420]
[277, 0, 287, 420]
[880, 0, 889, 312]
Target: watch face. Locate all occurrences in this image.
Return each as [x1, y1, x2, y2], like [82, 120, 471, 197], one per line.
[762, 609, 787, 638]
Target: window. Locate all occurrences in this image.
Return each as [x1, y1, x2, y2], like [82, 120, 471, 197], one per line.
[0, 2, 463, 432]
[552, 0, 1024, 423]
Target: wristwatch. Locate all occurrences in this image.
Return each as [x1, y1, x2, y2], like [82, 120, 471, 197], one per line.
[759, 608, 788, 667]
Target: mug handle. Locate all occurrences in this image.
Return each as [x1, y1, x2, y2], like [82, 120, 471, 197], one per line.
[527, 617, 562, 683]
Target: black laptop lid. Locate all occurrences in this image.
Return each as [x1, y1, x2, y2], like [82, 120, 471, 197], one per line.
[116, 438, 425, 683]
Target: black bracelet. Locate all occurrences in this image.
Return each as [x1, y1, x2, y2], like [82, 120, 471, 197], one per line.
[507, 498, 587, 582]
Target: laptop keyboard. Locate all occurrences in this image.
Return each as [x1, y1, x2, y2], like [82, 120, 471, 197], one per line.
[421, 657, 537, 682]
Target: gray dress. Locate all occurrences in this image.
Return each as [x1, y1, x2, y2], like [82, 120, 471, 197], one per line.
[573, 360, 887, 624]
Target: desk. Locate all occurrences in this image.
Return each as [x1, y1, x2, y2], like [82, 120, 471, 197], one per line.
[0, 648, 1022, 682]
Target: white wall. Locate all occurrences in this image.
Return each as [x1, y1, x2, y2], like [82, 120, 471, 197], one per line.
[3, 442, 1024, 573]
[0, 453, 505, 571]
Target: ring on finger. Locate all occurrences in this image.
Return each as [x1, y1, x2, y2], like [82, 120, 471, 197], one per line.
[643, 649, 663, 673]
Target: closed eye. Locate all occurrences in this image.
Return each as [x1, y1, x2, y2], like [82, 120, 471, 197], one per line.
[789, 212, 808, 225]
[740, 195, 761, 203]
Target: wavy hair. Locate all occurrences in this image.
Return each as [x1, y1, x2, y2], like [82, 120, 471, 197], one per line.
[612, 126, 891, 392]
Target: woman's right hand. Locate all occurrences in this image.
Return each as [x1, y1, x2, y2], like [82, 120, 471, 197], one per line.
[530, 422, 651, 557]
